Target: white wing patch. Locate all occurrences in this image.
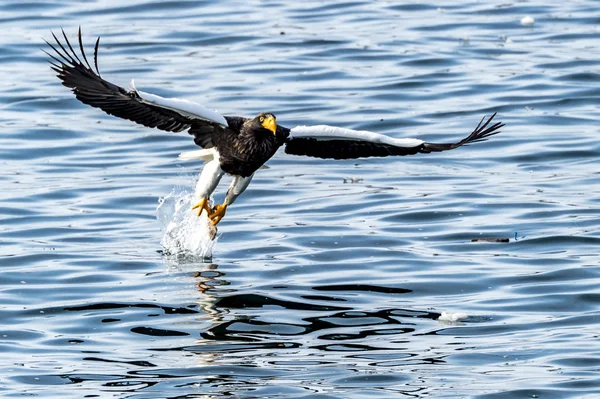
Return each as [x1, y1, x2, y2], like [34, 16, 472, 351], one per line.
[290, 125, 423, 148]
[130, 80, 228, 127]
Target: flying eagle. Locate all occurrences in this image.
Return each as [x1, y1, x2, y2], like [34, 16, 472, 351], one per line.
[45, 29, 504, 226]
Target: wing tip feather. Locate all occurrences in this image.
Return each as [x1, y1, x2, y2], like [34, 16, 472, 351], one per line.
[424, 113, 503, 152]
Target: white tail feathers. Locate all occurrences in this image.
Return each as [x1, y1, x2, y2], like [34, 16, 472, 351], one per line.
[178, 149, 216, 162]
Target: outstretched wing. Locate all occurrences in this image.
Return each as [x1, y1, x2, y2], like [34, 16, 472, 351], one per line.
[45, 28, 229, 148]
[283, 113, 503, 159]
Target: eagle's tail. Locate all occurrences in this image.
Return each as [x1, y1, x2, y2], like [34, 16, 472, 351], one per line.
[178, 149, 215, 162]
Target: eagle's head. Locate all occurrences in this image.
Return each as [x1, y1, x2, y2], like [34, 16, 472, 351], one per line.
[252, 112, 277, 135]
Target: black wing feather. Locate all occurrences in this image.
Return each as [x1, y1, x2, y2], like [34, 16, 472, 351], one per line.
[422, 113, 503, 153]
[285, 138, 414, 159]
[77, 27, 94, 72]
[46, 28, 225, 147]
[284, 113, 503, 159]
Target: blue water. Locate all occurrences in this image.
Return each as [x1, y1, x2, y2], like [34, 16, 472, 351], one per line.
[2, 1, 600, 398]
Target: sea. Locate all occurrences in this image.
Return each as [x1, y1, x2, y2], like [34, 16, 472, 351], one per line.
[1, 1, 600, 398]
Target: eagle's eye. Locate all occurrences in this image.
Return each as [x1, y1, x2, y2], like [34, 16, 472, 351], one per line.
[259, 116, 264, 123]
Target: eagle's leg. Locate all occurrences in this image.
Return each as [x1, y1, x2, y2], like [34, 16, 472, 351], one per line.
[192, 197, 212, 217]
[193, 157, 224, 217]
[209, 174, 254, 225]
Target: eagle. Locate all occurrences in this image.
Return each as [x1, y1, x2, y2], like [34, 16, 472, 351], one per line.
[45, 29, 503, 226]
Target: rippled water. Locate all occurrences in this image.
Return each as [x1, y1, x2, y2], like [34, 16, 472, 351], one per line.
[2, 1, 600, 398]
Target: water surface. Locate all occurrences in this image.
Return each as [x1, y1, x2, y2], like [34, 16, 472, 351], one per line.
[1, 1, 600, 398]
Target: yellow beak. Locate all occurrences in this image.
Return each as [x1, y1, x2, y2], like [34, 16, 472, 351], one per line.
[262, 115, 277, 135]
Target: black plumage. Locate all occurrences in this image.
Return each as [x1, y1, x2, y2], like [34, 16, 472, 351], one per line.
[216, 115, 287, 177]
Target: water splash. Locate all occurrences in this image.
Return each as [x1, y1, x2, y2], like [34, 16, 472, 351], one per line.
[156, 187, 217, 260]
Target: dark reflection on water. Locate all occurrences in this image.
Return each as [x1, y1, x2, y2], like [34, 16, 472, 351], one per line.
[2, 0, 600, 398]
[131, 267, 449, 398]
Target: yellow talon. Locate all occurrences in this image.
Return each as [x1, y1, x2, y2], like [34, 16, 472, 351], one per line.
[191, 197, 212, 217]
[208, 204, 227, 225]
